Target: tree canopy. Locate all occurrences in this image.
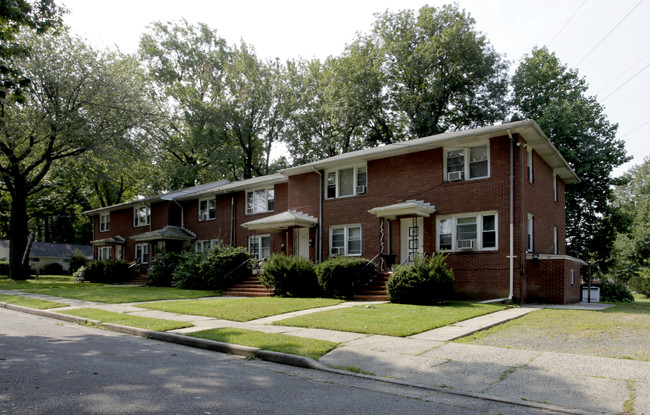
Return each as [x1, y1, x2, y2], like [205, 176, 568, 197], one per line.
[510, 46, 630, 260]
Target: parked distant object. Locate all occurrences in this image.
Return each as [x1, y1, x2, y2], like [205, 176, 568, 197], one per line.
[0, 240, 92, 274]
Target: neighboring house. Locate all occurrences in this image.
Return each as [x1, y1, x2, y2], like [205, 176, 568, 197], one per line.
[84, 120, 585, 304]
[0, 240, 92, 273]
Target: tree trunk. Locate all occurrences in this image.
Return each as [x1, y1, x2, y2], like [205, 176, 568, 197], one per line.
[9, 190, 30, 280]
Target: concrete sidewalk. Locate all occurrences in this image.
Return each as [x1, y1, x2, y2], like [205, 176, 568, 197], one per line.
[2, 290, 647, 414]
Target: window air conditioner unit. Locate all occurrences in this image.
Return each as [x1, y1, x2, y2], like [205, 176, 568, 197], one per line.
[356, 185, 367, 194]
[447, 171, 463, 182]
[457, 239, 475, 250]
[331, 247, 342, 255]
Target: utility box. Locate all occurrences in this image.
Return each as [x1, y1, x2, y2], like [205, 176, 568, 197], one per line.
[581, 286, 600, 302]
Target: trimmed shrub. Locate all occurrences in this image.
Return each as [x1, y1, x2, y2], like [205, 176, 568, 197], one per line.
[599, 280, 634, 302]
[171, 245, 253, 290]
[82, 260, 138, 284]
[69, 249, 89, 274]
[630, 267, 650, 297]
[386, 253, 454, 305]
[316, 256, 376, 299]
[40, 262, 66, 275]
[148, 250, 181, 287]
[259, 254, 319, 297]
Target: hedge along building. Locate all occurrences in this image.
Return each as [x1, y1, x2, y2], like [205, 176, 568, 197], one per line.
[84, 120, 585, 304]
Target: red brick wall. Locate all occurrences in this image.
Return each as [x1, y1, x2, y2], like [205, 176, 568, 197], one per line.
[525, 258, 582, 304]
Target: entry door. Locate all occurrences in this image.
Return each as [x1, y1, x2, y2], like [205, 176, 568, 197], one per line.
[400, 217, 423, 264]
[293, 227, 310, 259]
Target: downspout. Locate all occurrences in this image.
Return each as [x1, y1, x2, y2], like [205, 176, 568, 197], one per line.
[313, 167, 323, 263]
[508, 129, 515, 302]
[230, 195, 236, 247]
[483, 130, 515, 304]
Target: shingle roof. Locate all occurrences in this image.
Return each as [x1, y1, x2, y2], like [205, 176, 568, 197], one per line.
[0, 240, 92, 259]
[279, 120, 579, 184]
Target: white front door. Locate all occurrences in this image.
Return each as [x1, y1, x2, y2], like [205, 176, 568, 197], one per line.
[294, 227, 310, 259]
[400, 217, 423, 264]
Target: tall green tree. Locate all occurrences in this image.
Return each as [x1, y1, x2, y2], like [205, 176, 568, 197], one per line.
[0, 0, 63, 101]
[0, 32, 151, 279]
[140, 20, 291, 184]
[366, 4, 509, 137]
[511, 47, 630, 260]
[608, 158, 650, 282]
[139, 20, 231, 189]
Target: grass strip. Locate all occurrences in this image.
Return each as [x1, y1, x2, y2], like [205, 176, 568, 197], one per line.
[0, 294, 68, 309]
[139, 297, 343, 322]
[57, 308, 192, 331]
[274, 302, 508, 337]
[0, 275, 78, 290]
[188, 328, 337, 360]
[22, 285, 221, 304]
[456, 307, 650, 361]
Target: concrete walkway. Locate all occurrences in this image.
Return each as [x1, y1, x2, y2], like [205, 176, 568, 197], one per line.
[2, 289, 646, 414]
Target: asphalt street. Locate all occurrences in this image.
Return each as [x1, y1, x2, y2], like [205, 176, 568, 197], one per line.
[0, 308, 559, 415]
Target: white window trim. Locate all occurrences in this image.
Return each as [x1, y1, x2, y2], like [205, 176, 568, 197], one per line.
[195, 239, 219, 253]
[99, 212, 110, 232]
[553, 227, 559, 255]
[553, 173, 558, 202]
[248, 234, 271, 260]
[97, 246, 111, 261]
[325, 164, 368, 199]
[245, 188, 275, 215]
[133, 205, 151, 227]
[436, 211, 498, 252]
[198, 197, 216, 221]
[135, 242, 149, 264]
[329, 224, 362, 256]
[443, 141, 490, 182]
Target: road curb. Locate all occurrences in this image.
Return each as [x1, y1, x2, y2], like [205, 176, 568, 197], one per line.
[1, 302, 591, 415]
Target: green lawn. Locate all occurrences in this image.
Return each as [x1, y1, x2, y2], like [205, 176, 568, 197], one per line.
[188, 328, 338, 360]
[57, 308, 193, 331]
[23, 285, 221, 303]
[456, 302, 650, 361]
[0, 294, 68, 309]
[0, 275, 78, 290]
[274, 302, 509, 337]
[139, 297, 343, 321]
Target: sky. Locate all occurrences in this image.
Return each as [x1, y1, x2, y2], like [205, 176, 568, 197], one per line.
[60, 0, 650, 177]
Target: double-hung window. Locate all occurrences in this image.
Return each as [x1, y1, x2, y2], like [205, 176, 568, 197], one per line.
[326, 165, 367, 199]
[135, 243, 149, 264]
[330, 225, 361, 256]
[99, 213, 110, 232]
[437, 212, 497, 251]
[445, 144, 489, 181]
[198, 198, 216, 221]
[249, 235, 271, 260]
[97, 246, 111, 261]
[133, 205, 151, 227]
[246, 188, 274, 214]
[195, 239, 218, 253]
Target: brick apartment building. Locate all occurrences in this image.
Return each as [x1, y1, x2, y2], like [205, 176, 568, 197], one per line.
[84, 120, 585, 304]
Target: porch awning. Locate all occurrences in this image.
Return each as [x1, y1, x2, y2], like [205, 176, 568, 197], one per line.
[91, 236, 125, 245]
[368, 200, 436, 220]
[241, 210, 318, 231]
[131, 226, 196, 242]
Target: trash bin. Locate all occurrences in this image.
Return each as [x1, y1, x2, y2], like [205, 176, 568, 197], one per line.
[581, 286, 600, 302]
